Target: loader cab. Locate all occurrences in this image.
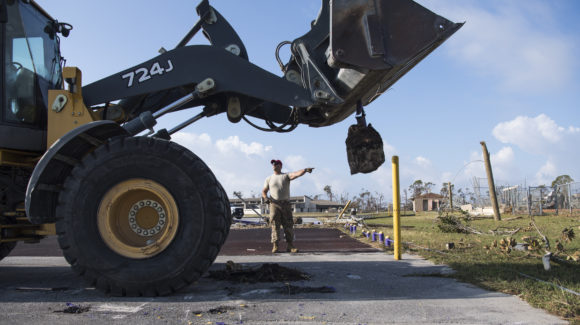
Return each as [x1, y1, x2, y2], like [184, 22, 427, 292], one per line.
[0, 0, 64, 152]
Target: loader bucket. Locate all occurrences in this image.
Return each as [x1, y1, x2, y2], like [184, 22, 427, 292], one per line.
[297, 0, 463, 127]
[316, 0, 462, 173]
[329, 0, 461, 71]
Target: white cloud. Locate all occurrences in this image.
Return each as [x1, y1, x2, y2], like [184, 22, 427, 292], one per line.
[457, 146, 516, 185]
[491, 146, 515, 166]
[172, 132, 360, 200]
[460, 114, 580, 186]
[171, 132, 212, 148]
[492, 114, 578, 154]
[172, 132, 272, 198]
[490, 146, 517, 184]
[427, 0, 576, 93]
[414, 156, 432, 168]
[215, 135, 272, 157]
[535, 160, 557, 186]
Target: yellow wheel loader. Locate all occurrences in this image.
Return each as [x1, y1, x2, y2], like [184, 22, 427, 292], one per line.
[0, 0, 461, 295]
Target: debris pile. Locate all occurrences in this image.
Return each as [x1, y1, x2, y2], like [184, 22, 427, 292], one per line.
[208, 262, 310, 283]
[435, 215, 481, 234]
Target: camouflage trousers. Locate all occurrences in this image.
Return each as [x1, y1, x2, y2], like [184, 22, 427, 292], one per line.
[269, 201, 294, 243]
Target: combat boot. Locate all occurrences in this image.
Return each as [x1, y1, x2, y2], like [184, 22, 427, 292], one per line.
[272, 242, 279, 253]
[286, 242, 299, 253]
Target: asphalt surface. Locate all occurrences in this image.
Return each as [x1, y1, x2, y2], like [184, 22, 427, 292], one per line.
[1, 226, 566, 324]
[9, 227, 379, 257]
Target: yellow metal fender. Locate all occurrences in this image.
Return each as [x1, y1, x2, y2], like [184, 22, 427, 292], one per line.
[46, 67, 100, 148]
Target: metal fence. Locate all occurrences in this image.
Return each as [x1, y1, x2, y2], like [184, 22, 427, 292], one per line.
[474, 181, 580, 216]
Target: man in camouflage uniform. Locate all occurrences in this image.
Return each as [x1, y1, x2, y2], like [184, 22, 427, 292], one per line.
[262, 159, 313, 253]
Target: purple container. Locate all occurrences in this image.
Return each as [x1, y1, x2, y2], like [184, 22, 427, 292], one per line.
[371, 232, 376, 241]
[379, 233, 385, 242]
[385, 238, 393, 247]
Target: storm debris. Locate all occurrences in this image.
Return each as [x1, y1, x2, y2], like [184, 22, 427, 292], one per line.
[209, 306, 235, 314]
[567, 251, 580, 262]
[489, 227, 521, 236]
[192, 305, 239, 316]
[435, 215, 482, 234]
[53, 302, 90, 314]
[208, 263, 310, 283]
[561, 227, 575, 242]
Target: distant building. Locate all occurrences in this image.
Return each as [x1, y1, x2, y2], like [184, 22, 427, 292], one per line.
[230, 196, 344, 215]
[413, 193, 444, 212]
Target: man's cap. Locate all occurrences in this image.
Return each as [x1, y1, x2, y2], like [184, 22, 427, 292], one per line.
[270, 159, 282, 166]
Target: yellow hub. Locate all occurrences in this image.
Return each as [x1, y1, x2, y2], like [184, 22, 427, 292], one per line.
[97, 179, 179, 259]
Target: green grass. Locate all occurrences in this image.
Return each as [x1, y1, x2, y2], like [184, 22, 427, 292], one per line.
[340, 212, 580, 323]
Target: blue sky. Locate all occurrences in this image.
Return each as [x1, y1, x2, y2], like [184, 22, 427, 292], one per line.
[38, 0, 580, 201]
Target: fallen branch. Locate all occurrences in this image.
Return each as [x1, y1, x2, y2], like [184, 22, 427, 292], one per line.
[489, 227, 521, 236]
[503, 216, 523, 221]
[463, 225, 484, 235]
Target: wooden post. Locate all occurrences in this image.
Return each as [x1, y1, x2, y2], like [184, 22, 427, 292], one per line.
[480, 141, 501, 221]
[336, 200, 352, 220]
[448, 182, 453, 212]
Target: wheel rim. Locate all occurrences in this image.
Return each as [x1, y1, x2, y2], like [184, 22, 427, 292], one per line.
[97, 179, 179, 259]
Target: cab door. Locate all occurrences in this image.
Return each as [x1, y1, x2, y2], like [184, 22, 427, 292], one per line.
[0, 1, 63, 153]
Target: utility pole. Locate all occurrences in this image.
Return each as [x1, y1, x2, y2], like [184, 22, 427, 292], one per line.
[480, 141, 501, 221]
[448, 182, 453, 212]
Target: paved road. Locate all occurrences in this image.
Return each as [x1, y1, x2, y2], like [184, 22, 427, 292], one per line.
[9, 227, 378, 257]
[1, 227, 566, 324]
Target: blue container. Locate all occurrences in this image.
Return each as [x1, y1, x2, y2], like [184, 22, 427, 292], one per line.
[379, 232, 385, 242]
[385, 238, 393, 247]
[371, 232, 376, 242]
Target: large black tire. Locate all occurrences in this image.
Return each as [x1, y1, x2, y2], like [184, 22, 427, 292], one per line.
[0, 242, 17, 261]
[56, 136, 231, 296]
